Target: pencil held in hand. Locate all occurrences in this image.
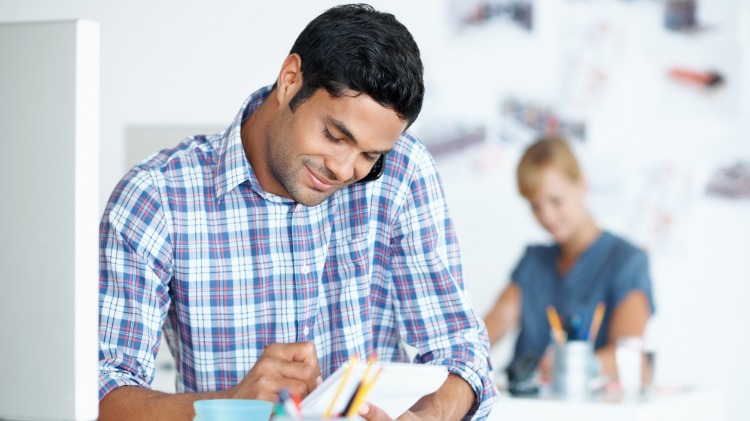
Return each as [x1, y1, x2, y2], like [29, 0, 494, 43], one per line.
[345, 366, 384, 418]
[324, 357, 358, 418]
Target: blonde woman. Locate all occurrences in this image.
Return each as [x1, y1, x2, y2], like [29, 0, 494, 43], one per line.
[484, 136, 654, 381]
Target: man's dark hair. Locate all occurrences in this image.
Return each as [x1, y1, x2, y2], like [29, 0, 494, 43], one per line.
[286, 3, 424, 127]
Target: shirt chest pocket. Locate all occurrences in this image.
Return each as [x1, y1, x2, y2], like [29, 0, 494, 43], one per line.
[317, 235, 373, 348]
[322, 235, 371, 289]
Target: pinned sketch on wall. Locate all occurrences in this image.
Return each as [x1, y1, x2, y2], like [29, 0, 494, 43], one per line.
[449, 0, 533, 32]
[668, 68, 725, 90]
[499, 97, 586, 145]
[626, 164, 694, 256]
[588, 161, 695, 257]
[417, 123, 486, 159]
[430, 0, 742, 187]
[663, 0, 704, 33]
[705, 161, 750, 200]
[558, 13, 627, 116]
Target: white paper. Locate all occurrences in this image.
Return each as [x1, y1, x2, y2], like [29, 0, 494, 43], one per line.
[301, 361, 448, 419]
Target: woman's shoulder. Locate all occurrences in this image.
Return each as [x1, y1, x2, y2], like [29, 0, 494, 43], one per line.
[512, 242, 557, 284]
[521, 242, 558, 262]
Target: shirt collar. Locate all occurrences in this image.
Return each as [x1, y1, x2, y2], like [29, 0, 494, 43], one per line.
[214, 85, 291, 201]
[213, 85, 349, 209]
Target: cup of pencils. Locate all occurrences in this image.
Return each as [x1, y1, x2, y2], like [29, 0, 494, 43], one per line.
[551, 340, 595, 398]
[271, 389, 362, 420]
[547, 304, 605, 399]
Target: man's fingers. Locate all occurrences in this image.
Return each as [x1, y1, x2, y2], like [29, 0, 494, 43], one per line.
[232, 342, 322, 403]
[359, 402, 393, 421]
[234, 374, 310, 400]
[264, 342, 319, 366]
[252, 391, 279, 404]
[269, 376, 311, 399]
[274, 361, 320, 396]
[263, 342, 320, 380]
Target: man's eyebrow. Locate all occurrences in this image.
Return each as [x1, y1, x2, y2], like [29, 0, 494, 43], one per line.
[326, 115, 392, 155]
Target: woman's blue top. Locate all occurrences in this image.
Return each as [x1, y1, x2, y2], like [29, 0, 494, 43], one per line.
[510, 231, 655, 366]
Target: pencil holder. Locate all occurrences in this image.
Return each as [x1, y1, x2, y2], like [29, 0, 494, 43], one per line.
[552, 340, 596, 399]
[271, 415, 364, 421]
[193, 399, 273, 421]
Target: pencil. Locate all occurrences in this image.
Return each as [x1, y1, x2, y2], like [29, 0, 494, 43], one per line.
[588, 303, 606, 344]
[340, 357, 377, 416]
[323, 356, 358, 419]
[546, 306, 566, 344]
[345, 366, 384, 418]
[279, 388, 302, 419]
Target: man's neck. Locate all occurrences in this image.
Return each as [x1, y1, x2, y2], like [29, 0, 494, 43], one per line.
[240, 90, 286, 197]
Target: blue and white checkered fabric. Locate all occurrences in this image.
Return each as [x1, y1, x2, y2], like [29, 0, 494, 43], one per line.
[98, 86, 498, 418]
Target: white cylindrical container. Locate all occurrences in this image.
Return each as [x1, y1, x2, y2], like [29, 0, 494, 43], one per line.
[552, 340, 595, 399]
[616, 336, 644, 400]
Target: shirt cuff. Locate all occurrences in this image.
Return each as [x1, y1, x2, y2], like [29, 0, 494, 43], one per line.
[426, 357, 499, 420]
[98, 369, 151, 401]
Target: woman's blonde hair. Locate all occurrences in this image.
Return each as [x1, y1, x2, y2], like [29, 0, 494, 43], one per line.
[517, 136, 581, 198]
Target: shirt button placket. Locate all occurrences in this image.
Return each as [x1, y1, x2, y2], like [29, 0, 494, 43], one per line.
[292, 204, 316, 342]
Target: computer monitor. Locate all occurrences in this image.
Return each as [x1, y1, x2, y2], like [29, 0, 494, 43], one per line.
[0, 20, 99, 421]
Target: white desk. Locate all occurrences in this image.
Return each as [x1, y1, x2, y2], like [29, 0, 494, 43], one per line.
[487, 388, 728, 421]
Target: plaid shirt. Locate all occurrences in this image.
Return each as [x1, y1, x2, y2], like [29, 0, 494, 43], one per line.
[99, 86, 498, 418]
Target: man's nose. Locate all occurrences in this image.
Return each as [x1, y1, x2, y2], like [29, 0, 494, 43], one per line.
[325, 152, 358, 182]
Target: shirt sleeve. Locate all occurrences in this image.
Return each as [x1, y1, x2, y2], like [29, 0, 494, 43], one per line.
[98, 168, 173, 401]
[388, 145, 499, 420]
[610, 247, 655, 314]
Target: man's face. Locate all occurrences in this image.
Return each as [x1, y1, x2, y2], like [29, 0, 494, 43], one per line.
[265, 87, 407, 206]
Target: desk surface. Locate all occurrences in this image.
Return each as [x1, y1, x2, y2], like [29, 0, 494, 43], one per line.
[487, 388, 728, 421]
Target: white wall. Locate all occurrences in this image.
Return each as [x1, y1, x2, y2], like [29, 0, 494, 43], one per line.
[2, 1, 748, 419]
[0, 0, 450, 210]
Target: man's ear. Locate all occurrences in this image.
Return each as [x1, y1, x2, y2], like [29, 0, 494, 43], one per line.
[275, 53, 303, 106]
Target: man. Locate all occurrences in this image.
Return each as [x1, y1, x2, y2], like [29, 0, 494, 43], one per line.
[98, 4, 497, 420]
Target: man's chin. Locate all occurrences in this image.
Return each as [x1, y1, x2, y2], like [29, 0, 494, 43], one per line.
[292, 187, 337, 207]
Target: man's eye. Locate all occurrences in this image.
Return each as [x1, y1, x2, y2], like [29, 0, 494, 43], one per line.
[364, 154, 379, 163]
[323, 128, 341, 144]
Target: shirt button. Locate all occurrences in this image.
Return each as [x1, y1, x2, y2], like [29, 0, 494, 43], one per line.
[301, 265, 310, 274]
[303, 326, 310, 336]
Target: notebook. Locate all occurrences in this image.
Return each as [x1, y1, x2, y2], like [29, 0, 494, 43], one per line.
[301, 361, 448, 419]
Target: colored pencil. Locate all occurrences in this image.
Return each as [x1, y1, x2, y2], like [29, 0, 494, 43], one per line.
[546, 306, 566, 344]
[323, 356, 358, 419]
[588, 303, 606, 343]
[340, 357, 377, 416]
[279, 388, 302, 419]
[345, 366, 384, 418]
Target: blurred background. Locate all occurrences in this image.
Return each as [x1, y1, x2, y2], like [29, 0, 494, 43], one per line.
[2, 0, 748, 419]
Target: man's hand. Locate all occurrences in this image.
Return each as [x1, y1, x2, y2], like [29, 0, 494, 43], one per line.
[99, 342, 320, 421]
[225, 342, 321, 402]
[357, 374, 475, 421]
[357, 402, 397, 421]
[357, 403, 422, 421]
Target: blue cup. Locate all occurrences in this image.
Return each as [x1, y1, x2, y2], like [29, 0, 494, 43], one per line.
[193, 399, 273, 421]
